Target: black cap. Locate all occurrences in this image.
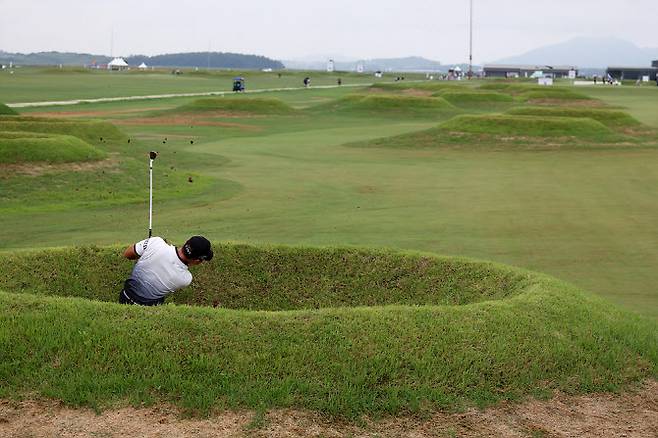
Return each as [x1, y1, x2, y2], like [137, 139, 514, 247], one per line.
[183, 236, 213, 261]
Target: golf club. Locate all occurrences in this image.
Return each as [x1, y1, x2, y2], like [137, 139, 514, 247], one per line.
[149, 151, 158, 237]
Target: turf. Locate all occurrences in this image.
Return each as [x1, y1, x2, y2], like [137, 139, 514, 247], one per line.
[435, 91, 514, 107]
[0, 116, 126, 143]
[438, 114, 619, 140]
[175, 97, 296, 114]
[0, 102, 17, 115]
[506, 107, 642, 129]
[312, 94, 456, 116]
[0, 131, 106, 163]
[0, 245, 655, 417]
[1, 67, 417, 103]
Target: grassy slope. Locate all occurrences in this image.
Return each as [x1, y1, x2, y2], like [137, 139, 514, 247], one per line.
[0, 131, 106, 163]
[438, 114, 620, 140]
[0, 116, 126, 143]
[506, 107, 641, 129]
[311, 94, 456, 117]
[175, 97, 296, 114]
[0, 102, 17, 115]
[0, 245, 655, 417]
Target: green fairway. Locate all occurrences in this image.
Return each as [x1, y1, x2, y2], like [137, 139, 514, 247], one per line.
[1, 77, 658, 320]
[0, 67, 411, 103]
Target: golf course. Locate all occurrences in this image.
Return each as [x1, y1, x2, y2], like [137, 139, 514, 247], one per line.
[1, 67, 657, 435]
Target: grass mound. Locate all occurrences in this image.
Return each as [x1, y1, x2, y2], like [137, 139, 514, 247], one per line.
[436, 91, 514, 106]
[0, 116, 125, 143]
[506, 107, 642, 129]
[478, 84, 592, 101]
[439, 114, 618, 140]
[0, 103, 17, 115]
[316, 94, 456, 116]
[370, 82, 463, 93]
[176, 97, 296, 115]
[0, 131, 106, 164]
[0, 244, 656, 417]
[519, 88, 592, 102]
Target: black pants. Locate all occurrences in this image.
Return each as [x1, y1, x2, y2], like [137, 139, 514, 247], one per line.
[119, 280, 164, 306]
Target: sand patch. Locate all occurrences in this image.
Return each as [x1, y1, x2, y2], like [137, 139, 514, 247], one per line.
[0, 381, 655, 437]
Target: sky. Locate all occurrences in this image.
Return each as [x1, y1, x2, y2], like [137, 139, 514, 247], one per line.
[0, 0, 656, 63]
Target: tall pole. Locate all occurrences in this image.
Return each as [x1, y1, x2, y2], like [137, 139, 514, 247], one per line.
[148, 151, 157, 238]
[468, 0, 473, 79]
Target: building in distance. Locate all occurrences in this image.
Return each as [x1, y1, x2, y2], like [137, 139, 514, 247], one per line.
[483, 64, 577, 79]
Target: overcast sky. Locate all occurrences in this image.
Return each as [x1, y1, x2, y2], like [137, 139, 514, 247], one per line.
[0, 0, 656, 63]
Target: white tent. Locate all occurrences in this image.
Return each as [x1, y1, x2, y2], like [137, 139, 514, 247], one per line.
[138, 62, 148, 70]
[108, 57, 129, 70]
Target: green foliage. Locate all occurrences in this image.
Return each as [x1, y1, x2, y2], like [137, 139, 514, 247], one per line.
[0, 245, 655, 417]
[0, 116, 125, 143]
[176, 97, 296, 114]
[506, 107, 642, 129]
[0, 103, 17, 115]
[314, 94, 456, 116]
[0, 131, 106, 163]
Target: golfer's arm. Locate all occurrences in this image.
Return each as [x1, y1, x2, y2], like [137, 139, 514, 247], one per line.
[123, 244, 140, 260]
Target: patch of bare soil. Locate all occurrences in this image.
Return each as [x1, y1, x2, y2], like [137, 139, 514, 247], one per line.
[30, 107, 170, 118]
[114, 115, 262, 130]
[0, 381, 655, 438]
[0, 155, 120, 177]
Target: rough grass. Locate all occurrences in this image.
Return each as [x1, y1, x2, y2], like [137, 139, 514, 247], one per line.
[506, 107, 642, 129]
[0, 116, 125, 143]
[519, 89, 592, 102]
[435, 91, 514, 106]
[0, 131, 106, 164]
[314, 94, 456, 116]
[0, 245, 529, 309]
[348, 114, 631, 149]
[176, 97, 296, 115]
[370, 82, 463, 93]
[0, 244, 655, 418]
[0, 103, 17, 115]
[478, 84, 592, 101]
[439, 115, 619, 140]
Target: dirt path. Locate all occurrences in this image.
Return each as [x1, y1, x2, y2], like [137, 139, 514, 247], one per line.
[1, 381, 656, 437]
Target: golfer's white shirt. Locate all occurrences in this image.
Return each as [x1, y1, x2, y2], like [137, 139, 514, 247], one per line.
[129, 237, 192, 300]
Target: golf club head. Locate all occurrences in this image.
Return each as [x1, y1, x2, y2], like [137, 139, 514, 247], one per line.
[149, 151, 158, 160]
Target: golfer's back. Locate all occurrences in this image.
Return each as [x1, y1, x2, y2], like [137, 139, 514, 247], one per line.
[128, 237, 192, 300]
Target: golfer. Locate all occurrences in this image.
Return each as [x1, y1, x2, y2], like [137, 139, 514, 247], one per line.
[119, 235, 213, 306]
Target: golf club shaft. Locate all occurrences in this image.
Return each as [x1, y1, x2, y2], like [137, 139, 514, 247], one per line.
[149, 158, 153, 237]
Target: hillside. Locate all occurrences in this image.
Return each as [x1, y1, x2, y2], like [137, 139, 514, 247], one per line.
[0, 50, 284, 69]
[494, 37, 658, 68]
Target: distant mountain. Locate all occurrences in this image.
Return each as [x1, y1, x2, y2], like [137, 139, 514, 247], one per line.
[284, 56, 443, 72]
[0, 51, 284, 69]
[494, 37, 658, 68]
